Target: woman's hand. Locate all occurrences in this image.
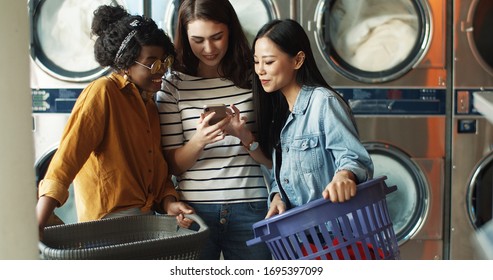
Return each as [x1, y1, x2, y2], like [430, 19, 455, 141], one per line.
[190, 111, 232, 148]
[265, 193, 286, 219]
[164, 197, 195, 228]
[165, 111, 232, 175]
[224, 104, 249, 139]
[175, 211, 195, 228]
[322, 170, 357, 203]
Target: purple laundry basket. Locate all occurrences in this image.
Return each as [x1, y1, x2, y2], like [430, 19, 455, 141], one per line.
[247, 176, 400, 260]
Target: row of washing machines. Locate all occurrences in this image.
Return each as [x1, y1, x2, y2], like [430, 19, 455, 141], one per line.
[30, 0, 493, 260]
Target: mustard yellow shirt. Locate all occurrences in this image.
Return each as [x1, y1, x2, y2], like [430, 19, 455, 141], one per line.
[38, 73, 178, 222]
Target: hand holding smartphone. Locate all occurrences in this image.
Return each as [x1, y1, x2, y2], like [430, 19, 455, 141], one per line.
[203, 104, 228, 125]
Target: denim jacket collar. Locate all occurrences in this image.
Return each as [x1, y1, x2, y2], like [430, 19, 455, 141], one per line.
[291, 85, 315, 115]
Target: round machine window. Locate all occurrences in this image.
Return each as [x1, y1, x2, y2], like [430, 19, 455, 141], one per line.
[467, 152, 493, 229]
[163, 0, 277, 46]
[36, 148, 77, 224]
[30, 0, 123, 82]
[470, 0, 493, 76]
[318, 0, 430, 83]
[364, 142, 429, 245]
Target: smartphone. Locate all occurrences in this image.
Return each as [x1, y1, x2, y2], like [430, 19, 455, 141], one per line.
[203, 104, 228, 125]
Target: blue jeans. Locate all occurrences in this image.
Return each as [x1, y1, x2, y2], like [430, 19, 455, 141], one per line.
[189, 202, 272, 260]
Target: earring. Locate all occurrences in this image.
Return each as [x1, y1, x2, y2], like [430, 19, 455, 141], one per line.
[123, 71, 129, 81]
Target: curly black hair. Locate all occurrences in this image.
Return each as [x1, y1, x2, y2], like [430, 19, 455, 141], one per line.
[91, 5, 175, 71]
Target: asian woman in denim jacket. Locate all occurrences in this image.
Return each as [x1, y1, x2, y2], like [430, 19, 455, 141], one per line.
[251, 19, 374, 218]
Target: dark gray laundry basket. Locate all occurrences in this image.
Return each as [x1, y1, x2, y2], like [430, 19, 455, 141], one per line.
[39, 214, 209, 260]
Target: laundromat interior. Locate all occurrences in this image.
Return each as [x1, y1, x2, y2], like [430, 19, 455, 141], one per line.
[2, 0, 493, 260]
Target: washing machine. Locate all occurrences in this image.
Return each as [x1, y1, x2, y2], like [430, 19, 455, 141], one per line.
[30, 0, 145, 224]
[152, 0, 293, 46]
[299, 0, 448, 259]
[450, 0, 493, 260]
[333, 90, 445, 260]
[297, 0, 446, 87]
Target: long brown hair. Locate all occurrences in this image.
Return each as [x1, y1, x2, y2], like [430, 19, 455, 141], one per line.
[174, 0, 252, 89]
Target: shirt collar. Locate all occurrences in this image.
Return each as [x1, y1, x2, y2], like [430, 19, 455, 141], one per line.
[107, 72, 137, 93]
[291, 85, 314, 115]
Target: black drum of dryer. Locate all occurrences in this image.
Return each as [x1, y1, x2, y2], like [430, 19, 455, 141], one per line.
[35, 146, 77, 225]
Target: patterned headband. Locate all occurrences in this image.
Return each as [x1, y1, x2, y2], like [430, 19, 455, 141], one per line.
[114, 19, 140, 64]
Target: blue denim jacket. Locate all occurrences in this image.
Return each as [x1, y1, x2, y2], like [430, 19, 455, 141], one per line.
[269, 86, 374, 208]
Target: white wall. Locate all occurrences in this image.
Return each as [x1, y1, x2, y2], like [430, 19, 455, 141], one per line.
[0, 1, 39, 259]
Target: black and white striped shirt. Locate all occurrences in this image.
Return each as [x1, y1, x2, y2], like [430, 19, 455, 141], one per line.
[156, 72, 268, 204]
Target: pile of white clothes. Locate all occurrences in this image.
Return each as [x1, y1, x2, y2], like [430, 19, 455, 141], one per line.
[329, 0, 419, 72]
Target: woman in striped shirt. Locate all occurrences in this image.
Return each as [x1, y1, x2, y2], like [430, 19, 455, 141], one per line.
[156, 0, 272, 260]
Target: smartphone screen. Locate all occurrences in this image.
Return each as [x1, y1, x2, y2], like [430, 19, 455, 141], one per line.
[203, 104, 227, 125]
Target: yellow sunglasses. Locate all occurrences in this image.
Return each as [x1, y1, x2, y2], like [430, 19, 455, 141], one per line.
[134, 55, 174, 74]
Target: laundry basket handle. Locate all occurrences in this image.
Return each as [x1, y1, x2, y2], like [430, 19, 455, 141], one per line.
[357, 176, 397, 195]
[184, 213, 208, 232]
[246, 223, 274, 246]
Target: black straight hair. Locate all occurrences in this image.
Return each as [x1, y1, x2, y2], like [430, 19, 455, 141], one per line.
[252, 19, 341, 156]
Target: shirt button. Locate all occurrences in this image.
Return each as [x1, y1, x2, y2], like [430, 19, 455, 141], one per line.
[220, 218, 227, 224]
[148, 150, 152, 154]
[148, 169, 152, 173]
[284, 179, 289, 184]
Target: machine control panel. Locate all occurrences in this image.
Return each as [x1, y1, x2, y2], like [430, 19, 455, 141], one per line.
[336, 88, 446, 115]
[32, 88, 82, 113]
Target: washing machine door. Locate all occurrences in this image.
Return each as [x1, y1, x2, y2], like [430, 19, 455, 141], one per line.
[364, 142, 430, 245]
[467, 152, 493, 229]
[35, 147, 77, 225]
[310, 0, 431, 83]
[160, 0, 280, 45]
[467, 0, 493, 76]
[29, 0, 131, 82]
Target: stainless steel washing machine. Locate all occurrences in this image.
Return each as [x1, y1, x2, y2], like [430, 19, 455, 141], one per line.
[33, 113, 77, 224]
[29, 0, 143, 89]
[30, 0, 145, 224]
[450, 0, 493, 260]
[152, 0, 293, 46]
[336, 88, 445, 260]
[29, 0, 142, 111]
[298, 0, 446, 87]
[298, 0, 448, 259]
